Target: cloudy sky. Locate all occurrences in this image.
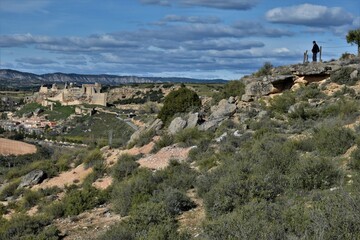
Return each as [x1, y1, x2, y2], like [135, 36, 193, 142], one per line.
[0, 0, 359, 79]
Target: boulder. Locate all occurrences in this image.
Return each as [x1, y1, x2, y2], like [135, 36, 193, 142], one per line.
[210, 99, 237, 119]
[350, 70, 358, 80]
[198, 118, 224, 131]
[187, 113, 199, 128]
[129, 118, 163, 143]
[168, 117, 187, 135]
[228, 96, 236, 104]
[18, 170, 46, 188]
[215, 132, 227, 142]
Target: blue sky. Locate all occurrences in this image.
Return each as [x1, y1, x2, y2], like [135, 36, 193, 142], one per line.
[0, 0, 359, 79]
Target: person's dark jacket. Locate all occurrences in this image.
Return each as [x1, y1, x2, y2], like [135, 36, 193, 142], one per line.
[312, 43, 320, 53]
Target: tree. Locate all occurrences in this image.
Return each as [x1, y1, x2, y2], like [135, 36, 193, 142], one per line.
[346, 28, 360, 57]
[158, 86, 201, 124]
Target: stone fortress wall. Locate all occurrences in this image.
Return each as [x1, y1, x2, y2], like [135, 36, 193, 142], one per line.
[39, 82, 107, 106]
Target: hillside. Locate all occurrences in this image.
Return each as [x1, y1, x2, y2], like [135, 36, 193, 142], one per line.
[0, 57, 360, 239]
[0, 69, 227, 89]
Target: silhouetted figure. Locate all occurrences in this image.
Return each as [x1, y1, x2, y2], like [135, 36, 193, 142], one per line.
[312, 41, 320, 62]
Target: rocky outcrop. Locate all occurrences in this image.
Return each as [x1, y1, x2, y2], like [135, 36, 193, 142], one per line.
[129, 118, 163, 143]
[350, 70, 359, 80]
[241, 75, 294, 102]
[18, 170, 46, 188]
[186, 113, 200, 128]
[168, 117, 187, 134]
[198, 99, 237, 131]
[210, 99, 237, 119]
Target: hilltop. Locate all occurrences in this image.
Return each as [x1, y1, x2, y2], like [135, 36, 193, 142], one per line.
[0, 56, 360, 239]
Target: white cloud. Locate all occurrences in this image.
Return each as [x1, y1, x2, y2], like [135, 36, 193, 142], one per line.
[266, 4, 354, 27]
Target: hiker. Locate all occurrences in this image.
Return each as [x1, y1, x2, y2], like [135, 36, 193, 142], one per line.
[312, 41, 320, 62]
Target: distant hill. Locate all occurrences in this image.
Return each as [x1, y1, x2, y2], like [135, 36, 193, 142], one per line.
[0, 69, 227, 89]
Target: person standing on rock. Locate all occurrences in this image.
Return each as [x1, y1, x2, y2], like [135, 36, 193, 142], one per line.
[312, 41, 320, 62]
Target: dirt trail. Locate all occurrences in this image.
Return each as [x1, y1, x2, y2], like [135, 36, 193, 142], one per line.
[32, 164, 93, 190]
[177, 188, 205, 238]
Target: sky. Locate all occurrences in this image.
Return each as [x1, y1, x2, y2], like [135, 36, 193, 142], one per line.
[0, 0, 359, 80]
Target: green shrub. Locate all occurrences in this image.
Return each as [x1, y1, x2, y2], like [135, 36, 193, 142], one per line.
[97, 222, 135, 240]
[330, 67, 359, 85]
[133, 129, 156, 147]
[203, 201, 285, 239]
[213, 80, 245, 103]
[0, 203, 7, 216]
[61, 186, 107, 216]
[21, 189, 43, 210]
[307, 191, 360, 239]
[269, 91, 296, 114]
[295, 83, 325, 101]
[151, 188, 195, 216]
[350, 147, 360, 170]
[0, 180, 20, 200]
[154, 161, 197, 191]
[254, 62, 273, 77]
[312, 125, 355, 156]
[158, 86, 201, 124]
[111, 169, 156, 216]
[291, 157, 341, 190]
[0, 214, 60, 240]
[111, 154, 139, 182]
[174, 127, 213, 147]
[83, 148, 103, 168]
[288, 102, 319, 120]
[320, 98, 359, 119]
[151, 133, 174, 153]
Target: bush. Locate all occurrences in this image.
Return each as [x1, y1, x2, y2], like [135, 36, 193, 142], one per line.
[320, 98, 359, 119]
[21, 189, 43, 210]
[154, 161, 197, 191]
[0, 214, 60, 240]
[159, 188, 195, 216]
[203, 201, 285, 239]
[254, 62, 273, 77]
[111, 169, 157, 216]
[291, 157, 341, 190]
[0, 180, 20, 201]
[295, 83, 325, 101]
[151, 133, 174, 153]
[158, 86, 201, 124]
[174, 127, 213, 147]
[330, 67, 359, 85]
[83, 148, 103, 168]
[269, 91, 296, 114]
[350, 147, 360, 170]
[60, 186, 107, 217]
[111, 154, 139, 181]
[307, 191, 360, 239]
[312, 125, 355, 156]
[213, 80, 245, 103]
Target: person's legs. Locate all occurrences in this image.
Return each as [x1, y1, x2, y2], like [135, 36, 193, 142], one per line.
[312, 53, 317, 62]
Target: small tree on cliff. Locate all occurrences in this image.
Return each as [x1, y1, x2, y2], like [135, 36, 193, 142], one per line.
[346, 28, 360, 57]
[158, 85, 201, 124]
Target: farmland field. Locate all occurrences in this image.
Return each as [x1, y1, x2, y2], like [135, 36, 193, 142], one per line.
[0, 138, 37, 156]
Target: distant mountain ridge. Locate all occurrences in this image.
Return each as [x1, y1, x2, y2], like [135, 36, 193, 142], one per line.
[0, 69, 227, 87]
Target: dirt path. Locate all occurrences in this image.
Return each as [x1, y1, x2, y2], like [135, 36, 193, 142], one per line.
[0, 138, 37, 156]
[33, 164, 93, 190]
[54, 205, 122, 240]
[177, 188, 205, 238]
